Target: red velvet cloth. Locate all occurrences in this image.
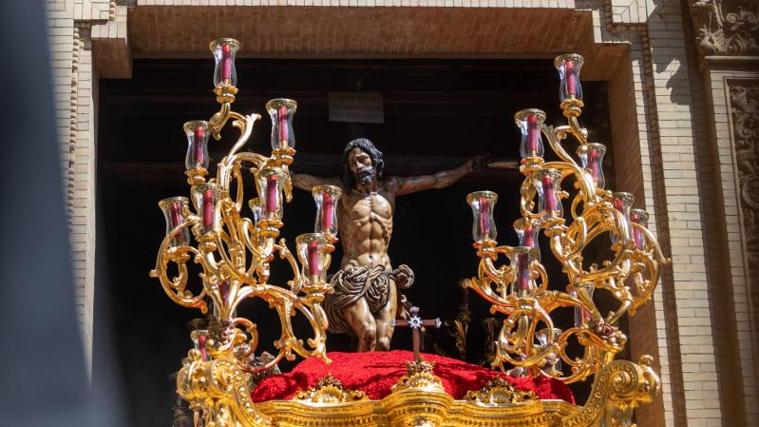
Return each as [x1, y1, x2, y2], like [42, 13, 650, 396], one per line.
[251, 350, 574, 403]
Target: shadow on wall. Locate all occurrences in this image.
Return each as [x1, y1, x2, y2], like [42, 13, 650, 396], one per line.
[0, 0, 123, 426]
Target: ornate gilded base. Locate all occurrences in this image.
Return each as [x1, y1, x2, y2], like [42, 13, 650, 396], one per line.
[177, 351, 659, 427]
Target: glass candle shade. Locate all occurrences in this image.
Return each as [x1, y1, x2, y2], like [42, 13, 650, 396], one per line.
[630, 209, 649, 250]
[312, 185, 342, 236]
[183, 120, 210, 171]
[515, 109, 546, 159]
[513, 218, 540, 249]
[248, 198, 263, 225]
[296, 233, 329, 285]
[191, 184, 223, 234]
[158, 197, 191, 247]
[466, 191, 498, 243]
[210, 38, 240, 87]
[510, 246, 537, 297]
[611, 192, 635, 244]
[266, 98, 297, 151]
[572, 286, 595, 328]
[554, 53, 584, 102]
[576, 142, 606, 189]
[256, 168, 285, 221]
[533, 169, 564, 219]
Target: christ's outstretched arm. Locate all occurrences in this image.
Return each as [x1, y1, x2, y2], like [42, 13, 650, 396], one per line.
[292, 173, 342, 192]
[390, 155, 484, 196]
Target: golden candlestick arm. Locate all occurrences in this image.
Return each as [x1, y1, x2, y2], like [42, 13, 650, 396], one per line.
[465, 53, 669, 422]
[150, 38, 342, 426]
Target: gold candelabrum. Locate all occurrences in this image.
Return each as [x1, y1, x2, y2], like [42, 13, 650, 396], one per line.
[150, 38, 344, 425]
[151, 41, 668, 427]
[465, 53, 669, 386]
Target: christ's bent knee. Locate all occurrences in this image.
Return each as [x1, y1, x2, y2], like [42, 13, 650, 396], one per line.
[377, 336, 391, 351]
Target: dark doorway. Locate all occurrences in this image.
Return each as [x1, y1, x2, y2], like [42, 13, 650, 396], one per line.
[96, 58, 612, 426]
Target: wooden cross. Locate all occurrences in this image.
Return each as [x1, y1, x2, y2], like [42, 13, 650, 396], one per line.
[391, 306, 441, 362]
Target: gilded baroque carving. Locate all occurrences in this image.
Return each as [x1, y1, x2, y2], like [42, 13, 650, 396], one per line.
[464, 377, 536, 406]
[391, 360, 445, 393]
[177, 343, 659, 426]
[294, 374, 368, 404]
[730, 82, 759, 334]
[689, 0, 759, 55]
[176, 349, 272, 427]
[561, 356, 660, 427]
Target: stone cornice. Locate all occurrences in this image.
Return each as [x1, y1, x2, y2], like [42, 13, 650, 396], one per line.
[703, 54, 759, 71]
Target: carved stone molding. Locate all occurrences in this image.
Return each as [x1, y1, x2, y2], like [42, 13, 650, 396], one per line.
[729, 81, 759, 337]
[689, 0, 759, 56]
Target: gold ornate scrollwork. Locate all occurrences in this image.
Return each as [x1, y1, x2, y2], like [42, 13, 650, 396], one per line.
[464, 377, 536, 406]
[177, 347, 272, 427]
[465, 54, 669, 388]
[294, 375, 368, 404]
[560, 356, 660, 427]
[384, 361, 452, 427]
[391, 360, 445, 393]
[152, 38, 336, 427]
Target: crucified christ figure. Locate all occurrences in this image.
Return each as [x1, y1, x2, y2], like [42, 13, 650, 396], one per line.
[293, 138, 482, 352]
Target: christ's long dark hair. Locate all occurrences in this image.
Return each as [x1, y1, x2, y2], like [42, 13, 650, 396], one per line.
[342, 138, 384, 188]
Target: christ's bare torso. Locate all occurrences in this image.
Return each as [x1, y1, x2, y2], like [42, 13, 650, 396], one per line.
[339, 187, 394, 270]
[291, 142, 476, 351]
[292, 144, 475, 273]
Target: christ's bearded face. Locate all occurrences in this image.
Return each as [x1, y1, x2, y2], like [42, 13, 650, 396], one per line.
[347, 147, 376, 187]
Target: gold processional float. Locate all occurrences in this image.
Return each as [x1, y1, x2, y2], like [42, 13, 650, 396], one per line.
[150, 38, 669, 427]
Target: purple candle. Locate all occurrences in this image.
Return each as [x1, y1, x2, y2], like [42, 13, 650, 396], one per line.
[589, 149, 601, 183]
[193, 125, 206, 166]
[516, 251, 530, 292]
[307, 240, 322, 278]
[321, 192, 334, 231]
[170, 200, 183, 229]
[542, 174, 557, 212]
[613, 197, 624, 212]
[522, 222, 536, 248]
[202, 188, 214, 230]
[265, 175, 279, 215]
[277, 105, 289, 148]
[630, 209, 649, 250]
[221, 43, 232, 82]
[479, 197, 491, 237]
[527, 114, 540, 153]
[611, 192, 635, 243]
[219, 279, 229, 302]
[565, 60, 577, 97]
[197, 334, 208, 361]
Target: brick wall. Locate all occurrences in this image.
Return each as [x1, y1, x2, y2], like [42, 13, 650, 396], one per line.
[643, 0, 725, 419]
